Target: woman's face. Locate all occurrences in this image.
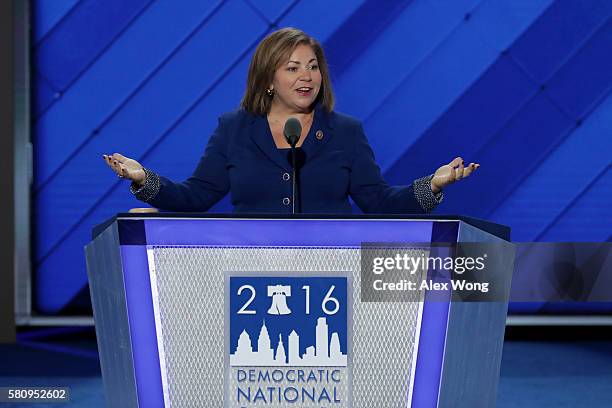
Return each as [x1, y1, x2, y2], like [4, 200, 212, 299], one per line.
[270, 44, 322, 114]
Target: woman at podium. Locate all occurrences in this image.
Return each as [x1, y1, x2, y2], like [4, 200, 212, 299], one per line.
[103, 27, 478, 214]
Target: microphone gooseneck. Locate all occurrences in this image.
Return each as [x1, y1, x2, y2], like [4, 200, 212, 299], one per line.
[283, 118, 302, 214]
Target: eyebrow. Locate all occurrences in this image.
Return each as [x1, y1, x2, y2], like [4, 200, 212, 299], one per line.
[287, 58, 317, 64]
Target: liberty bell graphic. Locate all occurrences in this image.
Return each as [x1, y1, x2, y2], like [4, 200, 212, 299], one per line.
[267, 285, 292, 315]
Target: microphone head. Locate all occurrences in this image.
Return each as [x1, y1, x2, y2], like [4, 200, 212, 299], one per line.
[283, 117, 301, 147]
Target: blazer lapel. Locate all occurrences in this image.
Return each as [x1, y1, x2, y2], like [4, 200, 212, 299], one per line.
[301, 106, 335, 162]
[248, 106, 336, 170]
[249, 115, 291, 172]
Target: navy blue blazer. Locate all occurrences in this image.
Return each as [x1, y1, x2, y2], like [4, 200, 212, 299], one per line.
[137, 106, 439, 214]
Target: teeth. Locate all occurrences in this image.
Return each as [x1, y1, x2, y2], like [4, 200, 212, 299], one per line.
[297, 88, 311, 91]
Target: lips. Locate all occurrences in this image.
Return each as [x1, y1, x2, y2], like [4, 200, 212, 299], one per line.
[296, 87, 313, 96]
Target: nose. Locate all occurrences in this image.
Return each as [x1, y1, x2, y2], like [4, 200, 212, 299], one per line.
[299, 67, 312, 81]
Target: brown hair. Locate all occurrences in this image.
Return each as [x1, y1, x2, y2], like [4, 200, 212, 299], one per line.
[241, 27, 334, 115]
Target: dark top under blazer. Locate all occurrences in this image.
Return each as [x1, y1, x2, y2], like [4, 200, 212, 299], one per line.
[141, 106, 435, 214]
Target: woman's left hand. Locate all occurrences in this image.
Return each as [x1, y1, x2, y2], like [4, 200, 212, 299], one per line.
[431, 157, 480, 193]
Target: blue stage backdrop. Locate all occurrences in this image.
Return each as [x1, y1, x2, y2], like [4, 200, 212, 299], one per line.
[32, 0, 612, 314]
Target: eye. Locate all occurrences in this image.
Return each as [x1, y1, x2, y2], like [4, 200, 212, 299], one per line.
[309, 64, 319, 71]
[287, 66, 298, 72]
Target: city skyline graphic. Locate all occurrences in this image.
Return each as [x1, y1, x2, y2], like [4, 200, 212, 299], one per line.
[230, 317, 347, 367]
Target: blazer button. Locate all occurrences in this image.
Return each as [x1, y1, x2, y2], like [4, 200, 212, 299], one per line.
[315, 130, 324, 140]
[282, 172, 290, 181]
[282, 197, 291, 206]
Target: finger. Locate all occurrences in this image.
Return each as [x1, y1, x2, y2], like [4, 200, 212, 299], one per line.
[111, 159, 123, 175]
[112, 153, 127, 163]
[463, 163, 477, 177]
[449, 156, 463, 168]
[447, 166, 456, 182]
[118, 164, 131, 179]
[121, 163, 134, 178]
[455, 160, 465, 180]
[105, 155, 119, 171]
[104, 155, 124, 177]
[104, 158, 118, 174]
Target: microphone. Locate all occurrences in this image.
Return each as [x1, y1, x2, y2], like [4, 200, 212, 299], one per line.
[283, 118, 302, 213]
[283, 117, 301, 147]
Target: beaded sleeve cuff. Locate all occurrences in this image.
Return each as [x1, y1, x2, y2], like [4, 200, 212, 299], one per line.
[129, 168, 161, 203]
[413, 174, 444, 213]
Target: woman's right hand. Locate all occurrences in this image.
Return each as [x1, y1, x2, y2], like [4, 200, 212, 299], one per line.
[102, 153, 146, 186]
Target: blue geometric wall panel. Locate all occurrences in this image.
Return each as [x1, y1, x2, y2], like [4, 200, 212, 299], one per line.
[32, 0, 612, 314]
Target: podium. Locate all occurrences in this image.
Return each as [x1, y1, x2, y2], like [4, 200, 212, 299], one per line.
[85, 214, 513, 408]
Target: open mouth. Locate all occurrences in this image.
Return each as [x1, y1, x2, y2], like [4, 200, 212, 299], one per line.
[296, 87, 313, 97]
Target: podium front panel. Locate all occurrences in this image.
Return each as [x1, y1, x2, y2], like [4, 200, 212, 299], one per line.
[86, 216, 511, 408]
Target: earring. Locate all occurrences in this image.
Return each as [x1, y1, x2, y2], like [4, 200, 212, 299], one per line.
[266, 88, 274, 97]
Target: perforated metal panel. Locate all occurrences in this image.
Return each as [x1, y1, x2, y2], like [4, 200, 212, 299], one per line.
[148, 246, 424, 407]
